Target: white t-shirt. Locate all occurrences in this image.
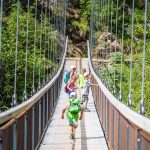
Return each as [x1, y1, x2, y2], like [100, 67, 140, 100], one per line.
[82, 79, 90, 95]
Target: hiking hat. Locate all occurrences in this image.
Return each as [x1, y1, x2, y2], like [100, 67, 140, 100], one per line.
[70, 92, 77, 99]
[71, 65, 76, 69]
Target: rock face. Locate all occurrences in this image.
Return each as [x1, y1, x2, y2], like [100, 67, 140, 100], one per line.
[92, 32, 122, 59]
[66, 1, 89, 57]
[67, 39, 87, 57]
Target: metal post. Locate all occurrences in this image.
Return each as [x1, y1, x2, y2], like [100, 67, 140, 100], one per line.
[137, 131, 141, 150]
[13, 124, 17, 150]
[107, 100, 109, 140]
[43, 96, 45, 129]
[127, 125, 130, 150]
[46, 92, 49, 123]
[38, 101, 41, 140]
[112, 108, 114, 150]
[24, 115, 27, 150]
[32, 107, 35, 150]
[118, 114, 120, 150]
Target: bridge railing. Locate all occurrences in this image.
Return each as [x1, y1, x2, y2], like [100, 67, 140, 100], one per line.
[0, 37, 68, 150]
[88, 41, 150, 150]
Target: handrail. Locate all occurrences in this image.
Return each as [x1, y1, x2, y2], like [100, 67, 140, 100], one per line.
[87, 40, 150, 135]
[0, 36, 68, 125]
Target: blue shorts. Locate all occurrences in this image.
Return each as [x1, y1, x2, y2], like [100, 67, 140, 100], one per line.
[82, 94, 89, 101]
[67, 90, 71, 96]
[68, 119, 74, 126]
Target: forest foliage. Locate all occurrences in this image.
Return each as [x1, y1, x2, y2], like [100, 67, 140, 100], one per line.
[0, 1, 60, 111]
[91, 0, 150, 117]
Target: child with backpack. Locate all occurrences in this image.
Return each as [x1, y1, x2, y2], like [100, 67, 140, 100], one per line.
[65, 75, 77, 96]
[82, 72, 98, 111]
[64, 65, 76, 84]
[61, 92, 83, 139]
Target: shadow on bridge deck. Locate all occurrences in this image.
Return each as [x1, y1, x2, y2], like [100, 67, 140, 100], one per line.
[39, 58, 108, 150]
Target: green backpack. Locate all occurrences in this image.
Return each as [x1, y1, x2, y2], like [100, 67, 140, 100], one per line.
[68, 98, 80, 114]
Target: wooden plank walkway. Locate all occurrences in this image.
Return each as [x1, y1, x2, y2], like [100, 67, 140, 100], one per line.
[39, 58, 108, 150]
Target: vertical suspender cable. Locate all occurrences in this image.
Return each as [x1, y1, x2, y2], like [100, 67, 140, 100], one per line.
[39, 0, 43, 89]
[47, 0, 50, 79]
[113, 0, 119, 95]
[53, 0, 55, 70]
[50, 3, 53, 75]
[109, 0, 113, 83]
[100, 0, 102, 31]
[32, 0, 37, 94]
[102, 0, 105, 28]
[12, 0, 19, 107]
[118, 0, 125, 102]
[52, 0, 54, 74]
[139, 0, 148, 115]
[110, 0, 113, 54]
[0, 0, 3, 61]
[106, 0, 110, 88]
[24, 0, 30, 101]
[102, 0, 104, 31]
[127, 0, 135, 107]
[64, 0, 67, 40]
[43, 1, 47, 84]
[89, 0, 94, 51]
[107, 0, 113, 90]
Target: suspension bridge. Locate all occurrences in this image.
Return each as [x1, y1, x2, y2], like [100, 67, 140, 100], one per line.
[0, 0, 150, 150]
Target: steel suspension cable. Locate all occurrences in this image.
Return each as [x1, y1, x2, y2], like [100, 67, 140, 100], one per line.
[100, 0, 104, 76]
[12, 0, 19, 107]
[50, 2, 53, 76]
[52, 1, 54, 73]
[43, 1, 47, 84]
[24, 0, 30, 101]
[139, 0, 148, 115]
[32, 0, 38, 94]
[0, 0, 3, 61]
[47, 0, 50, 79]
[64, 0, 67, 39]
[109, 0, 113, 90]
[113, 0, 119, 95]
[127, 0, 135, 107]
[105, 0, 110, 88]
[101, 0, 105, 32]
[90, 0, 94, 51]
[38, 0, 43, 89]
[100, 0, 102, 31]
[106, 0, 112, 90]
[53, 0, 56, 72]
[118, 0, 125, 102]
[103, 0, 105, 29]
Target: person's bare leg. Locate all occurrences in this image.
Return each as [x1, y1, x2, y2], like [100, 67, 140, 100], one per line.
[84, 99, 90, 112]
[69, 125, 73, 134]
[69, 125, 74, 139]
[84, 99, 89, 108]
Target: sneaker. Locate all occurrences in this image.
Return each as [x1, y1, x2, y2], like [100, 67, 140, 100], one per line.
[84, 107, 91, 112]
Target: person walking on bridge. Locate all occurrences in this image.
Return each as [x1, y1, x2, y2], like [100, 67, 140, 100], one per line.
[64, 65, 77, 84]
[61, 92, 83, 139]
[77, 68, 86, 89]
[82, 73, 98, 111]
